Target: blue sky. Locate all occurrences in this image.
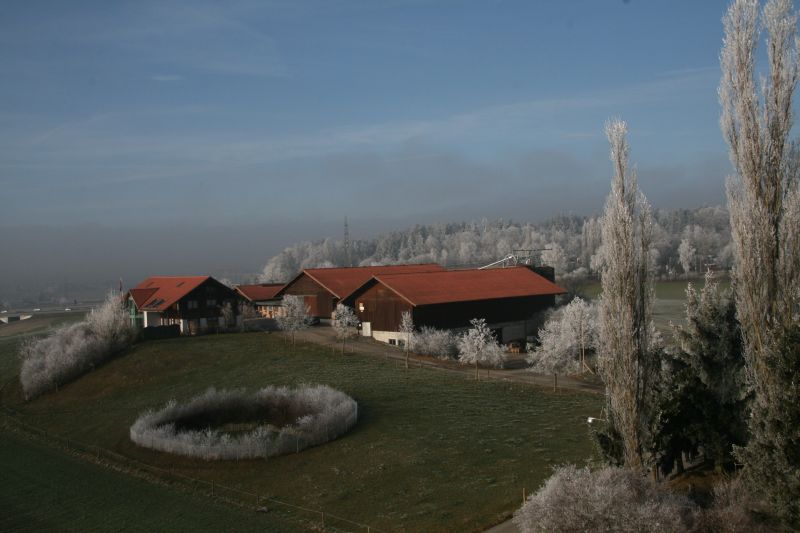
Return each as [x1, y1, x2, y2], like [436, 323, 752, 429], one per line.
[0, 0, 756, 284]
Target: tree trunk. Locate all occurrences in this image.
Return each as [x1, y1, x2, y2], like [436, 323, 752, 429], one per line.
[580, 322, 585, 373]
[553, 373, 557, 392]
[475, 360, 479, 380]
[405, 347, 409, 370]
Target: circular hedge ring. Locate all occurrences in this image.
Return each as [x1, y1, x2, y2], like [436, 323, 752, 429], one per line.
[130, 385, 358, 460]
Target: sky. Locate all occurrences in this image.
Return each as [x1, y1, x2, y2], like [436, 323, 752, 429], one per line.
[0, 0, 764, 293]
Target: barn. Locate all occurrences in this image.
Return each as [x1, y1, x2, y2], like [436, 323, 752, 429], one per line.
[235, 283, 285, 318]
[126, 276, 242, 335]
[275, 264, 444, 320]
[341, 266, 566, 345]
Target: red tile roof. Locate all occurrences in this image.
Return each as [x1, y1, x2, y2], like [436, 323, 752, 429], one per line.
[128, 288, 158, 308]
[363, 267, 566, 306]
[236, 283, 284, 302]
[128, 276, 211, 312]
[280, 264, 444, 299]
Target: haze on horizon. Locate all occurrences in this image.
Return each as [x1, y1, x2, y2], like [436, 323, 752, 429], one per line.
[0, 1, 758, 295]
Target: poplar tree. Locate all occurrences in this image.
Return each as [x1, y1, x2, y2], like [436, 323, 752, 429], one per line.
[596, 119, 658, 473]
[720, 0, 800, 521]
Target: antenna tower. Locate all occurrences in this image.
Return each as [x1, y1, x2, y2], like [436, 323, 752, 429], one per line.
[344, 216, 351, 267]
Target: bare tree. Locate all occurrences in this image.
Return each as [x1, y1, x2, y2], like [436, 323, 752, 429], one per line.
[221, 301, 235, 330]
[275, 295, 310, 348]
[399, 311, 414, 369]
[528, 297, 596, 391]
[720, 0, 800, 521]
[596, 119, 657, 473]
[333, 304, 358, 354]
[678, 237, 696, 276]
[457, 318, 504, 380]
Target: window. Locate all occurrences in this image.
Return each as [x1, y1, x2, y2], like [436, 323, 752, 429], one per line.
[388, 339, 396, 346]
[207, 299, 217, 307]
[186, 300, 198, 310]
[398, 339, 405, 347]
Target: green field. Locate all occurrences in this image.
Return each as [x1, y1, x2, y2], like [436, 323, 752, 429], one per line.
[0, 431, 303, 533]
[578, 278, 731, 333]
[1, 332, 601, 532]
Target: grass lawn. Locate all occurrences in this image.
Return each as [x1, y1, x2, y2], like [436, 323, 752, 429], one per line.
[578, 278, 732, 334]
[0, 430, 303, 533]
[1, 332, 601, 532]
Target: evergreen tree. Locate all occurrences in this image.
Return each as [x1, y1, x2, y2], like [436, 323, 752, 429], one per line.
[654, 273, 747, 476]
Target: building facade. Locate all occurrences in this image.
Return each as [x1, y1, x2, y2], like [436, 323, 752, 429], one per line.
[342, 266, 565, 345]
[126, 276, 243, 335]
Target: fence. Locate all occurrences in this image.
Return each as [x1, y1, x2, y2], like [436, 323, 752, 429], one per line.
[0, 392, 381, 533]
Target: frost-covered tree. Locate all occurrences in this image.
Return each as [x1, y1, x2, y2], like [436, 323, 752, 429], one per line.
[528, 297, 596, 390]
[412, 326, 458, 359]
[596, 119, 658, 473]
[333, 304, 359, 354]
[513, 465, 695, 533]
[561, 297, 596, 374]
[720, 0, 800, 521]
[20, 291, 135, 399]
[541, 242, 568, 278]
[221, 301, 235, 329]
[678, 237, 696, 276]
[275, 295, 310, 348]
[457, 318, 504, 379]
[399, 310, 414, 369]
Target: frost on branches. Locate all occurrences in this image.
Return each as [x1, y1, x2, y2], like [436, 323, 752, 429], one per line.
[457, 318, 504, 379]
[399, 310, 414, 368]
[720, 0, 800, 522]
[19, 292, 135, 400]
[528, 297, 596, 381]
[596, 119, 659, 473]
[332, 303, 359, 354]
[275, 295, 311, 347]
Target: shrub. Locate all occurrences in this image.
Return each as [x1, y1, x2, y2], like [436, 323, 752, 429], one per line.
[412, 326, 458, 359]
[513, 465, 695, 532]
[130, 384, 358, 460]
[19, 292, 135, 400]
[692, 477, 774, 533]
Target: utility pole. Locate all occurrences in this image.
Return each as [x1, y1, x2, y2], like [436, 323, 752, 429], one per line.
[344, 216, 351, 267]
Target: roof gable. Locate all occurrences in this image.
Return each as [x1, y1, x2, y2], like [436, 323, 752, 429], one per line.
[278, 264, 444, 299]
[350, 267, 566, 306]
[129, 276, 212, 312]
[236, 283, 284, 302]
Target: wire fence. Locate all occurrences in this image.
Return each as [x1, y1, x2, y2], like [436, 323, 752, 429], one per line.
[0, 395, 382, 533]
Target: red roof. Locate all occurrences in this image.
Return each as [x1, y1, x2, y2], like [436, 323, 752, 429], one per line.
[279, 264, 444, 299]
[128, 288, 158, 308]
[359, 267, 566, 306]
[128, 276, 211, 312]
[236, 283, 284, 302]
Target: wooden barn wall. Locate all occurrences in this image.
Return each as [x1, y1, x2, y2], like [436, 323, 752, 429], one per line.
[281, 274, 335, 318]
[353, 283, 413, 331]
[412, 295, 556, 331]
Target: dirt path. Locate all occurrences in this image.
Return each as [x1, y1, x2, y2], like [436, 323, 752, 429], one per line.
[296, 327, 603, 395]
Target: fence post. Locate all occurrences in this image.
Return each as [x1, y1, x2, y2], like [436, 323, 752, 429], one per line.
[321, 511, 325, 527]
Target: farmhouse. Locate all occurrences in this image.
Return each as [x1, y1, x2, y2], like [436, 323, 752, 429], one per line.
[276, 264, 444, 320]
[126, 276, 242, 335]
[235, 283, 284, 318]
[342, 266, 565, 345]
